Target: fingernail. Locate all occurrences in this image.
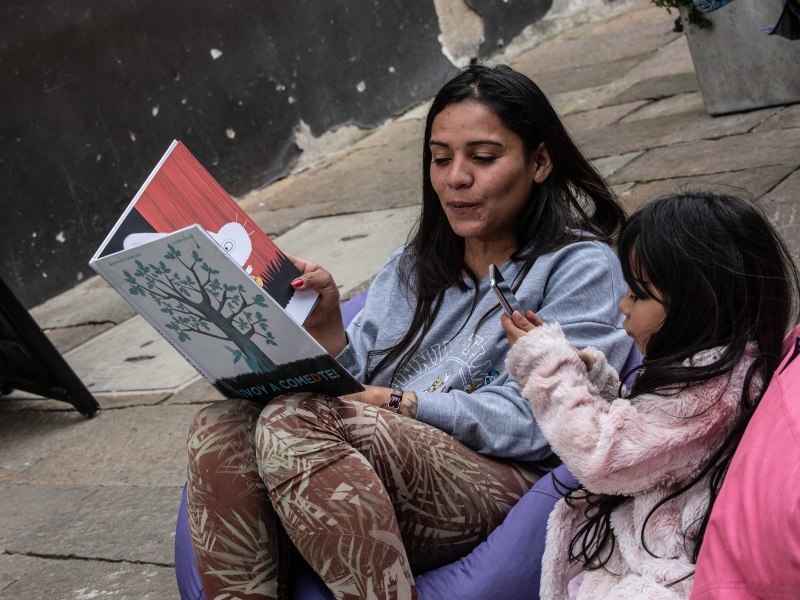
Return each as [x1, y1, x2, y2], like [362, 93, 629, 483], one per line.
[291, 278, 303, 288]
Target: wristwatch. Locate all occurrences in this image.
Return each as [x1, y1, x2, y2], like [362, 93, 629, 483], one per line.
[388, 386, 403, 413]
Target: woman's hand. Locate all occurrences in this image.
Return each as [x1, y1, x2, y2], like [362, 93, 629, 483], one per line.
[343, 385, 419, 419]
[500, 310, 543, 346]
[287, 254, 348, 356]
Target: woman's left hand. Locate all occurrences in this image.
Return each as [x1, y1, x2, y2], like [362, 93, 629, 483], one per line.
[344, 385, 419, 418]
[500, 310, 543, 345]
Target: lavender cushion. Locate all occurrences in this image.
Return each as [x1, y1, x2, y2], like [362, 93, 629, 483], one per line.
[176, 466, 577, 600]
[175, 290, 634, 599]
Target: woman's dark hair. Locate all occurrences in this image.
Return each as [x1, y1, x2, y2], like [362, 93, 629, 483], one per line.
[568, 191, 800, 572]
[364, 63, 626, 383]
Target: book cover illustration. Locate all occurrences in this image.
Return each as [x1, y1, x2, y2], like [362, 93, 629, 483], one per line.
[92, 140, 316, 325]
[93, 225, 363, 402]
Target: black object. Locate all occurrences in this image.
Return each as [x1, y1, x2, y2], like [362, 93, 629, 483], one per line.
[0, 276, 99, 417]
[766, 0, 800, 40]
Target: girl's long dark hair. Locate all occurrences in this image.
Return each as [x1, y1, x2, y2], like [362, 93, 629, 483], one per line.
[568, 191, 800, 571]
[364, 64, 626, 383]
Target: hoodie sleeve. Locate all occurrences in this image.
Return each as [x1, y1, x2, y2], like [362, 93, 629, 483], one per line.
[506, 323, 742, 495]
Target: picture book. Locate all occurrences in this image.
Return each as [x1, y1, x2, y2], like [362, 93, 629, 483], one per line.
[90, 225, 364, 401]
[91, 140, 316, 325]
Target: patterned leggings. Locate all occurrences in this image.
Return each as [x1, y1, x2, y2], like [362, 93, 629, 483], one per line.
[187, 393, 540, 600]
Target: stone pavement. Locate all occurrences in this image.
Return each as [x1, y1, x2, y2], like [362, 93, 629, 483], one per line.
[2, 0, 799, 597]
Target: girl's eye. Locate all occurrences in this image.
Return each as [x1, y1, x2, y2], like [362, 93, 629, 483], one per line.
[473, 155, 496, 163]
[629, 292, 639, 302]
[432, 157, 452, 165]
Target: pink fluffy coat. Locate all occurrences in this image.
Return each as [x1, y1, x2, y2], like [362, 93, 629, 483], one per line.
[506, 323, 755, 600]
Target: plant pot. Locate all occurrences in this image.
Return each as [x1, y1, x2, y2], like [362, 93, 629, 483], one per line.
[682, 1, 800, 115]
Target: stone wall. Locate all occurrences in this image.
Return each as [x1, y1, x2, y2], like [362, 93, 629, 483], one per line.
[1, 0, 566, 307]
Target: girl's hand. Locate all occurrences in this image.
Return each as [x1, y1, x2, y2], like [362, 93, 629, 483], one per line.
[572, 347, 596, 372]
[500, 310, 543, 346]
[286, 254, 347, 355]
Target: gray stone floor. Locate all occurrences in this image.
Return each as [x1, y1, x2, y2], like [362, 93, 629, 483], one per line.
[3, 0, 799, 597]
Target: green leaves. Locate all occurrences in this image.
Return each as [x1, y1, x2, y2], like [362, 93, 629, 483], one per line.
[252, 294, 267, 308]
[121, 242, 281, 363]
[201, 262, 220, 275]
[235, 316, 250, 332]
[164, 244, 182, 260]
[650, 0, 711, 32]
[166, 320, 191, 342]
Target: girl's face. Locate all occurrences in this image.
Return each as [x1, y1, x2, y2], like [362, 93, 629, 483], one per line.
[429, 101, 548, 248]
[618, 285, 667, 355]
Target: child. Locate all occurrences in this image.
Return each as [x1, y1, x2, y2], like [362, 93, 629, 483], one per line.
[501, 192, 799, 600]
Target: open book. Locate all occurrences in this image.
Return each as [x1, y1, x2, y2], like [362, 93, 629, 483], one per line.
[92, 140, 316, 324]
[89, 143, 363, 401]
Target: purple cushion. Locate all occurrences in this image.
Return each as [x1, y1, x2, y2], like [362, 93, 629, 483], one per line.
[174, 292, 632, 599]
[176, 466, 577, 600]
[339, 290, 368, 329]
[620, 343, 643, 388]
[175, 484, 204, 600]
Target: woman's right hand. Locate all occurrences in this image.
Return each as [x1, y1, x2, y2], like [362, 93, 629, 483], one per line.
[287, 254, 348, 356]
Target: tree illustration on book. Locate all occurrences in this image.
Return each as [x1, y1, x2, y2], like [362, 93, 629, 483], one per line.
[123, 243, 279, 373]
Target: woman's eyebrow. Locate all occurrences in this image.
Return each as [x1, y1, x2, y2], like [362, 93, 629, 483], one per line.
[466, 140, 503, 147]
[428, 139, 504, 147]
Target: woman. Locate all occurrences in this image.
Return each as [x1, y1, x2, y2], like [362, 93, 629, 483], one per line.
[187, 64, 633, 600]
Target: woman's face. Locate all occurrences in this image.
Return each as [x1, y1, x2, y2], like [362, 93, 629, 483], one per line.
[429, 101, 539, 246]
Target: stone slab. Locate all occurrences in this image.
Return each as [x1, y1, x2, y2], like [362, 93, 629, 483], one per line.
[548, 35, 695, 116]
[617, 164, 799, 213]
[248, 200, 339, 238]
[562, 101, 648, 133]
[579, 106, 779, 161]
[239, 119, 424, 217]
[274, 206, 420, 300]
[755, 104, 800, 133]
[0, 484, 94, 554]
[610, 128, 800, 184]
[610, 72, 699, 106]
[6, 485, 181, 565]
[0, 554, 38, 593]
[0, 554, 177, 599]
[618, 35, 695, 84]
[620, 92, 705, 123]
[592, 152, 643, 179]
[530, 55, 646, 96]
[683, 2, 800, 115]
[44, 323, 115, 355]
[511, 19, 678, 76]
[163, 375, 225, 406]
[0, 391, 169, 413]
[30, 276, 136, 330]
[559, 0, 673, 40]
[0, 405, 198, 487]
[759, 169, 800, 259]
[63, 315, 199, 394]
[0, 396, 74, 412]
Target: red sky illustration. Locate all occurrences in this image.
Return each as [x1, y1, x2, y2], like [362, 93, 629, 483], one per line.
[134, 142, 285, 283]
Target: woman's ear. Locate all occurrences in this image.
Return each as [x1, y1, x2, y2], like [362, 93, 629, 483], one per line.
[530, 142, 553, 184]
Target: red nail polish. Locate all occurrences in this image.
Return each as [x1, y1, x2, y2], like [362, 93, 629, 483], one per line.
[291, 278, 303, 288]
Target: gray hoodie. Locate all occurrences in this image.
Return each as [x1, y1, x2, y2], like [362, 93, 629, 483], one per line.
[336, 240, 632, 463]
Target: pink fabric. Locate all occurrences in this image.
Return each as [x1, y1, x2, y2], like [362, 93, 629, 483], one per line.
[691, 326, 800, 599]
[568, 571, 585, 600]
[506, 323, 754, 599]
